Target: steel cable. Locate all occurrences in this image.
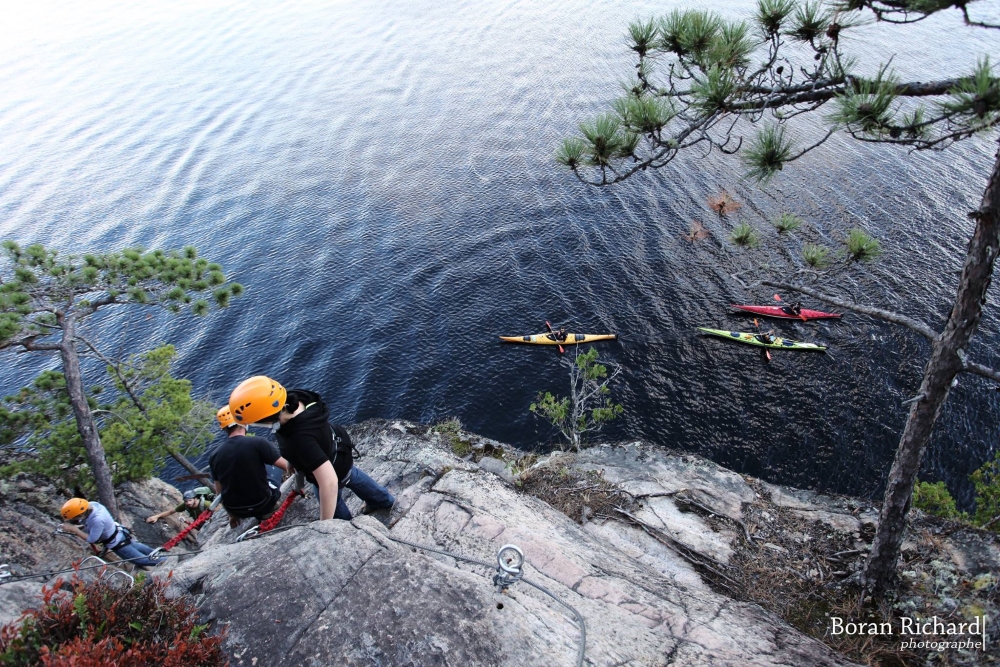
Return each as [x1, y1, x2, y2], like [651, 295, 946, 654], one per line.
[243, 523, 587, 665]
[5, 519, 587, 666]
[0, 549, 206, 586]
[374, 531, 586, 667]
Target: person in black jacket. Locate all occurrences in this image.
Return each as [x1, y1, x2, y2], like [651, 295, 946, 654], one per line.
[228, 376, 394, 521]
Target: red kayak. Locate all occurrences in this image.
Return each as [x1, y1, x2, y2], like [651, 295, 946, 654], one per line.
[731, 304, 842, 320]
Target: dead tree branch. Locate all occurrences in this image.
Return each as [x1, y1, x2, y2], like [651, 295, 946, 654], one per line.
[763, 280, 938, 340]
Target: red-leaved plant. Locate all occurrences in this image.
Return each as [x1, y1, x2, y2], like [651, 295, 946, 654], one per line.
[0, 571, 226, 666]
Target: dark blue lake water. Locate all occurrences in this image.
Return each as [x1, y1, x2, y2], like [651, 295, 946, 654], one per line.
[1, 0, 998, 507]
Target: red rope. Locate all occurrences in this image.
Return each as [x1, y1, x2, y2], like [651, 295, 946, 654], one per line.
[258, 490, 302, 533]
[160, 509, 214, 552]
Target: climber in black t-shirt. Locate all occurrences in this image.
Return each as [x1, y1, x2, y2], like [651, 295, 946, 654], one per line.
[209, 405, 290, 528]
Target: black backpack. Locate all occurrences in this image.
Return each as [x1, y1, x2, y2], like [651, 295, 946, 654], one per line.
[330, 424, 361, 466]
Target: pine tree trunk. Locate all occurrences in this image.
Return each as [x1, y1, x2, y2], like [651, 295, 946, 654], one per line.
[864, 140, 1000, 593]
[570, 358, 583, 451]
[59, 314, 119, 519]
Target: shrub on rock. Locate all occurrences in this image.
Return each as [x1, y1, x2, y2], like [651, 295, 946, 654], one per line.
[0, 573, 225, 667]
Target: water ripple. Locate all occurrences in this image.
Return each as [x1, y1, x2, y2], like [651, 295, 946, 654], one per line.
[0, 0, 997, 506]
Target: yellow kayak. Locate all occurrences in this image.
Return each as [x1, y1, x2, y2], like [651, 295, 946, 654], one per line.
[499, 332, 618, 345]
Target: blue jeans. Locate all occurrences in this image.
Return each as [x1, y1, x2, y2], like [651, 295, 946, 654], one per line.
[313, 466, 395, 520]
[113, 539, 163, 567]
[266, 464, 283, 491]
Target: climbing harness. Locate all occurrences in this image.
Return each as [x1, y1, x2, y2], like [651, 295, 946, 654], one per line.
[236, 472, 306, 543]
[96, 524, 134, 557]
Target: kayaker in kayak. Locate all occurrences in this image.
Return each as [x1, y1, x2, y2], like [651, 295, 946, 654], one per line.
[780, 302, 802, 316]
[547, 327, 568, 342]
[756, 332, 776, 345]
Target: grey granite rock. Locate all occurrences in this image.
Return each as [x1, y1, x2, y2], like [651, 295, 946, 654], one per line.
[164, 421, 858, 666]
[8, 420, 993, 665]
[477, 456, 515, 483]
[0, 581, 42, 627]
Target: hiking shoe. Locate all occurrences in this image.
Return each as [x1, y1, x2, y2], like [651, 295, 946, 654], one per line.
[360, 503, 393, 527]
[361, 502, 393, 515]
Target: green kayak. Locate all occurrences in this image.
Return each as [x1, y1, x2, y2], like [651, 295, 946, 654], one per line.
[698, 327, 827, 351]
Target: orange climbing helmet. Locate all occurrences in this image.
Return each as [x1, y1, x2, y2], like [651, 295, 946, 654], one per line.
[61, 498, 89, 521]
[229, 375, 287, 425]
[216, 405, 237, 429]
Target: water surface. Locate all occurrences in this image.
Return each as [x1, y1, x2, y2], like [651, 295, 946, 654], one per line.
[0, 0, 998, 506]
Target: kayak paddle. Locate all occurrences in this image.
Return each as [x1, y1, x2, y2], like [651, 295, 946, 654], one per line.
[545, 320, 564, 354]
[754, 318, 772, 361]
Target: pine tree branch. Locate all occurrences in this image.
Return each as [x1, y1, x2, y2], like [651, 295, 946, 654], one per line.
[26, 319, 60, 330]
[6, 337, 61, 352]
[786, 126, 838, 161]
[76, 335, 147, 413]
[729, 78, 973, 112]
[961, 6, 1000, 30]
[87, 295, 120, 310]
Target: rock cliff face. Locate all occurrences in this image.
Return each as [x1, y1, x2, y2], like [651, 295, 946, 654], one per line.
[0, 472, 197, 625]
[5, 421, 996, 666]
[166, 421, 861, 666]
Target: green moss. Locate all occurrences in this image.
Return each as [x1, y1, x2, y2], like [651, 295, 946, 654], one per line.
[433, 418, 472, 457]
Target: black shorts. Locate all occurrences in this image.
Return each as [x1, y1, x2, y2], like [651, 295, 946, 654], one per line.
[226, 485, 281, 520]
